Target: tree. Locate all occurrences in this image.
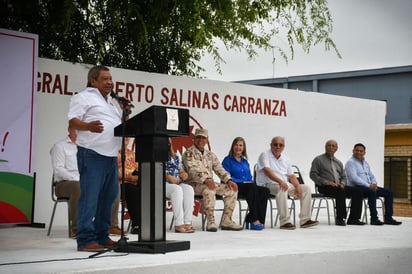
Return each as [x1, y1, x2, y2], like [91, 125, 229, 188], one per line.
[0, 0, 340, 77]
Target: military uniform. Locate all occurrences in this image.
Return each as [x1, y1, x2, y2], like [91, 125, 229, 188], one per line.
[183, 144, 242, 231]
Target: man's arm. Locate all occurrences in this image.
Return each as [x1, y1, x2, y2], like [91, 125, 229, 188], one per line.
[69, 117, 103, 133]
[263, 167, 289, 191]
[309, 157, 330, 186]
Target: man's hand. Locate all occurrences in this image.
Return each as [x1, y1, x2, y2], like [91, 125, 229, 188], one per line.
[87, 120, 104, 133]
[370, 183, 378, 190]
[227, 180, 238, 191]
[204, 178, 216, 190]
[279, 181, 289, 192]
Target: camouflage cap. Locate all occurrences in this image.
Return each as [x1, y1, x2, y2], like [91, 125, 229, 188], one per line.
[195, 128, 208, 138]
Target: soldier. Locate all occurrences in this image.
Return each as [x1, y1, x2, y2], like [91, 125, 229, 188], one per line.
[182, 128, 243, 232]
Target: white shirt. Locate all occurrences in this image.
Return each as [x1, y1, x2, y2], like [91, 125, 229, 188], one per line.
[256, 149, 293, 186]
[68, 87, 121, 157]
[50, 136, 79, 182]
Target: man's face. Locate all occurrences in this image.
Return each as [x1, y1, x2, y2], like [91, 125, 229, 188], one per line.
[325, 141, 338, 156]
[91, 70, 113, 97]
[270, 137, 284, 157]
[353, 146, 366, 160]
[194, 135, 208, 151]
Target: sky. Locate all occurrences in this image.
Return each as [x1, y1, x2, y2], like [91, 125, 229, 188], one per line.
[198, 0, 412, 82]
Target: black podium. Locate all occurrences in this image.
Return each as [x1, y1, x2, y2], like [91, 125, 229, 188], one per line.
[114, 105, 190, 253]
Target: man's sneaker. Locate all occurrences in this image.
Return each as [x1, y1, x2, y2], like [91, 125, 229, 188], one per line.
[221, 219, 243, 231]
[206, 222, 218, 232]
[280, 223, 296, 230]
[300, 219, 319, 228]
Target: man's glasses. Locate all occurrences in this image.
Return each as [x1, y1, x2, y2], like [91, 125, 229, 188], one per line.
[271, 143, 284, 147]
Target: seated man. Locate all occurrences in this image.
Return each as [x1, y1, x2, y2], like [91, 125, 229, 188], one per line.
[310, 139, 365, 226]
[345, 143, 401, 225]
[256, 136, 318, 230]
[50, 126, 80, 238]
[182, 128, 243, 232]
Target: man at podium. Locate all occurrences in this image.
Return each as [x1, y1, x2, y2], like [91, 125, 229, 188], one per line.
[68, 65, 121, 252]
[183, 128, 243, 232]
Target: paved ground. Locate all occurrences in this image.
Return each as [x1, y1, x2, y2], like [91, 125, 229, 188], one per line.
[1, 206, 411, 274]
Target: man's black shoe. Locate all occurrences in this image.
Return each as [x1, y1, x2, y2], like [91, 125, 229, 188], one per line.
[384, 219, 402, 225]
[347, 219, 366, 225]
[335, 219, 346, 226]
[370, 219, 384, 226]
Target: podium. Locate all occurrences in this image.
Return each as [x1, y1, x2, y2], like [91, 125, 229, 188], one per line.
[114, 105, 190, 253]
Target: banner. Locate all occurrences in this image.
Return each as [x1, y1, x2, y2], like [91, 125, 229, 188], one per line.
[34, 58, 386, 225]
[0, 29, 38, 224]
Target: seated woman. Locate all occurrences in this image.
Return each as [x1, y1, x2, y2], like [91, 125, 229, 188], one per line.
[222, 137, 270, 230]
[116, 137, 140, 235]
[165, 138, 195, 233]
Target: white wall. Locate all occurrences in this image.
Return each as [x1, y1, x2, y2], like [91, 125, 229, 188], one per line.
[35, 58, 386, 226]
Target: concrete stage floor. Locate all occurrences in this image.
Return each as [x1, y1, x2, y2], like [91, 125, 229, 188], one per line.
[1, 207, 411, 274]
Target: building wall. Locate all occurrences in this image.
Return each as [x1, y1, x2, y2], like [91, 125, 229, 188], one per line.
[239, 66, 412, 124]
[240, 66, 412, 217]
[384, 144, 412, 217]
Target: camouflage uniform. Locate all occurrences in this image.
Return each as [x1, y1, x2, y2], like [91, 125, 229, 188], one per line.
[183, 145, 239, 228]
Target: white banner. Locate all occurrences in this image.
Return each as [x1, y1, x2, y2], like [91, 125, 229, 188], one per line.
[0, 29, 38, 224]
[35, 58, 386, 225]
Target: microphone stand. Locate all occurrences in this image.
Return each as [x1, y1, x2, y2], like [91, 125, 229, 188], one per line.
[117, 100, 133, 251]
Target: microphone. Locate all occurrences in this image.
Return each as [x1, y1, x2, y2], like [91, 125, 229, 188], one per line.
[110, 91, 134, 108]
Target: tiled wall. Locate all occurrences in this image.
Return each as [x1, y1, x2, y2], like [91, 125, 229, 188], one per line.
[385, 145, 412, 217]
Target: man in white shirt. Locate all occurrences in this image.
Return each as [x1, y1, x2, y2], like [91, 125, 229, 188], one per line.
[68, 65, 122, 252]
[50, 127, 80, 238]
[256, 136, 318, 230]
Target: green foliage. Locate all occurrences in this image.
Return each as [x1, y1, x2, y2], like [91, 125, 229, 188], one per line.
[0, 0, 340, 77]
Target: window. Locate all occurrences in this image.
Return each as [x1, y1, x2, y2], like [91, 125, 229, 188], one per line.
[384, 157, 411, 200]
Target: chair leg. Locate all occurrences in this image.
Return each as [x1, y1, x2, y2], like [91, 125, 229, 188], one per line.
[362, 199, 368, 223]
[169, 215, 174, 231]
[268, 199, 274, 228]
[379, 197, 385, 217]
[67, 201, 71, 238]
[315, 199, 322, 222]
[237, 199, 242, 225]
[290, 199, 296, 225]
[325, 199, 331, 225]
[47, 201, 58, 236]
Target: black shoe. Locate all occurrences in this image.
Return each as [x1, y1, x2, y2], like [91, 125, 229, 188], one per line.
[335, 219, 346, 226]
[279, 223, 296, 230]
[347, 219, 366, 225]
[370, 219, 384, 226]
[384, 218, 402, 225]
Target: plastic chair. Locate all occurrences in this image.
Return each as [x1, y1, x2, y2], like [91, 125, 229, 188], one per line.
[47, 175, 71, 237]
[292, 165, 337, 225]
[311, 185, 336, 225]
[361, 197, 385, 224]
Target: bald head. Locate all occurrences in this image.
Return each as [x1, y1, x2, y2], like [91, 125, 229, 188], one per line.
[325, 139, 338, 157]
